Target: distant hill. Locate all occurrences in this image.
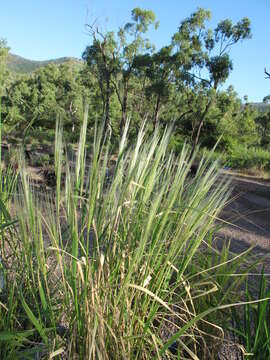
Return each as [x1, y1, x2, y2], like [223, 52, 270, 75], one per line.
[249, 102, 270, 113]
[7, 53, 83, 74]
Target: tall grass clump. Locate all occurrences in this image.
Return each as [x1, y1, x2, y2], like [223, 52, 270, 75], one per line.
[231, 270, 270, 359]
[0, 113, 250, 359]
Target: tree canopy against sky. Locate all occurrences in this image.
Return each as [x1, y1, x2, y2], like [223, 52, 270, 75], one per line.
[0, 0, 269, 102]
[1, 6, 270, 171]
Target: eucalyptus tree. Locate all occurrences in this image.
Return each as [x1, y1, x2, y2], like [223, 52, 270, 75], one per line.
[263, 95, 270, 103]
[83, 8, 158, 135]
[255, 99, 270, 146]
[171, 8, 252, 154]
[82, 28, 119, 133]
[0, 39, 9, 98]
[112, 8, 158, 133]
[143, 45, 175, 128]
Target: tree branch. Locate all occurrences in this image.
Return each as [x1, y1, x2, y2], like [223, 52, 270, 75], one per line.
[265, 68, 270, 79]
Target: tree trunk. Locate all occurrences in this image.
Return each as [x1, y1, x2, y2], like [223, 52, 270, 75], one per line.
[105, 75, 111, 133]
[120, 86, 128, 135]
[153, 94, 161, 129]
[189, 98, 214, 160]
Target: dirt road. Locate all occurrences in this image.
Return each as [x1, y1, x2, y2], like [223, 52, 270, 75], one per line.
[218, 171, 270, 254]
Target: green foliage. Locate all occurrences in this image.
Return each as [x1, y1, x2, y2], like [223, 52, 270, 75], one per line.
[1, 8, 268, 172]
[256, 108, 270, 146]
[263, 94, 270, 104]
[2, 62, 87, 139]
[0, 117, 255, 358]
[231, 271, 270, 359]
[0, 39, 10, 97]
[226, 144, 270, 170]
[7, 53, 82, 74]
[83, 7, 159, 132]
[207, 53, 233, 86]
[129, 8, 158, 33]
[218, 103, 259, 149]
[164, 8, 251, 156]
[172, 8, 251, 90]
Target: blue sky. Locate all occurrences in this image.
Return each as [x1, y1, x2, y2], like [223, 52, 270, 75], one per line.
[1, 0, 269, 102]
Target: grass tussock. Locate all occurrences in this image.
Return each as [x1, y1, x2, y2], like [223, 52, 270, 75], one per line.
[0, 113, 261, 359]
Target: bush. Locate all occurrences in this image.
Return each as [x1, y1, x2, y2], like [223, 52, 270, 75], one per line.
[168, 133, 186, 154]
[200, 147, 227, 167]
[33, 153, 51, 167]
[226, 144, 270, 170]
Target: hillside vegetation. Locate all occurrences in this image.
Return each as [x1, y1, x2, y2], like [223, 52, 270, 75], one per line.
[7, 53, 83, 73]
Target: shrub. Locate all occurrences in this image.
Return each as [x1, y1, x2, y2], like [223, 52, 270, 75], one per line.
[226, 144, 270, 170]
[34, 153, 51, 167]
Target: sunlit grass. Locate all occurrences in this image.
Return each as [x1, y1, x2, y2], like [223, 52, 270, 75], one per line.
[0, 112, 264, 359]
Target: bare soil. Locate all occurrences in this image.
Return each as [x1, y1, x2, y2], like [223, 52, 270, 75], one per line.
[219, 171, 270, 254]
